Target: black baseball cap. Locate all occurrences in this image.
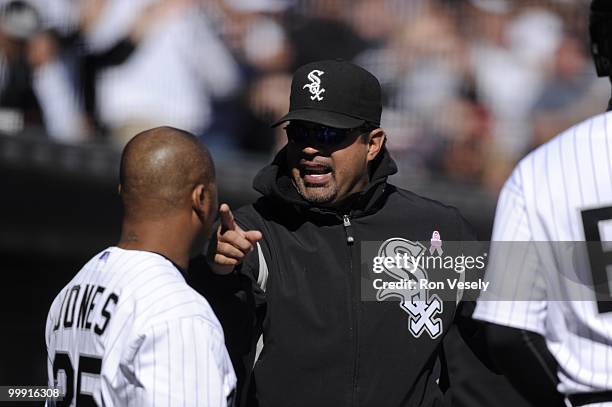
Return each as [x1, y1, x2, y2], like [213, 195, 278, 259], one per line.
[272, 59, 382, 129]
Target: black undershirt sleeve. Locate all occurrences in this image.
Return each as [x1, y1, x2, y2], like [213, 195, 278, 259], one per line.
[484, 322, 567, 407]
[454, 301, 499, 373]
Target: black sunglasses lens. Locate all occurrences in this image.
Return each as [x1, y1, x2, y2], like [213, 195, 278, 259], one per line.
[286, 125, 350, 144]
[286, 126, 308, 143]
[319, 127, 347, 144]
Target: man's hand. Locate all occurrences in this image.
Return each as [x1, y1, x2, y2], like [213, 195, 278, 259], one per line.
[27, 32, 58, 68]
[208, 204, 262, 275]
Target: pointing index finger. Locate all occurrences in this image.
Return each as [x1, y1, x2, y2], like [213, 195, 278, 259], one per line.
[219, 203, 236, 233]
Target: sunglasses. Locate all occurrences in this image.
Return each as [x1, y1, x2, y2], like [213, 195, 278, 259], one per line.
[285, 124, 369, 145]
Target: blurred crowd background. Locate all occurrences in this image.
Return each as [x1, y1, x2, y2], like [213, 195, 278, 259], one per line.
[1, 0, 610, 389]
[1, 0, 608, 193]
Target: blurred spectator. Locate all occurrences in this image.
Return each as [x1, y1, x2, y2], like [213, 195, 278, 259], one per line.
[349, 0, 404, 46]
[30, 0, 80, 35]
[201, 0, 292, 153]
[425, 80, 493, 185]
[287, 0, 369, 69]
[0, 0, 87, 141]
[240, 4, 292, 152]
[530, 32, 609, 149]
[467, 2, 561, 160]
[80, 0, 241, 147]
[357, 1, 468, 156]
[2, 0, 605, 188]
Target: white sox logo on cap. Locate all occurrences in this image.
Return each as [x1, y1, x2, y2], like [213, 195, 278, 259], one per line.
[271, 60, 382, 128]
[303, 70, 325, 101]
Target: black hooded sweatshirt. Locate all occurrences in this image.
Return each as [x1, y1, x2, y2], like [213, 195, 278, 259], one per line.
[190, 146, 483, 407]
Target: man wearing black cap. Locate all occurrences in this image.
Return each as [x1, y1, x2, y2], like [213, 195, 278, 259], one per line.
[192, 59, 483, 407]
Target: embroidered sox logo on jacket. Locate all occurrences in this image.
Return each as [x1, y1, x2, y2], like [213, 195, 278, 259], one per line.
[375, 238, 443, 339]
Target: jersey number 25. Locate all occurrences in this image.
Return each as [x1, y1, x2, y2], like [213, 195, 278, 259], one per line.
[52, 352, 102, 406]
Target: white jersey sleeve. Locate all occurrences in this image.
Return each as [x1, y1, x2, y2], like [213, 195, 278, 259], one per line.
[473, 166, 548, 335]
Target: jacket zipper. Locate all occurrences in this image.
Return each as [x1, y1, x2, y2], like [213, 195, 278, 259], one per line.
[343, 214, 359, 406]
[343, 215, 355, 244]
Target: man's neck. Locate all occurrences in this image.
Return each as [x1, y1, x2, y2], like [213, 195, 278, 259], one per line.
[321, 192, 362, 213]
[118, 221, 190, 270]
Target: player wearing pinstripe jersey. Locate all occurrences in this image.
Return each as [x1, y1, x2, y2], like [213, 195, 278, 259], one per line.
[45, 127, 236, 406]
[474, 2, 612, 406]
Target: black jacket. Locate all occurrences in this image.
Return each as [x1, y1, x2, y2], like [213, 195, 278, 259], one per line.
[191, 147, 481, 407]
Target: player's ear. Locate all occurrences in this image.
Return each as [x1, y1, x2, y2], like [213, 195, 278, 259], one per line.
[117, 184, 122, 195]
[192, 183, 218, 240]
[192, 184, 206, 214]
[366, 128, 385, 162]
[192, 183, 218, 220]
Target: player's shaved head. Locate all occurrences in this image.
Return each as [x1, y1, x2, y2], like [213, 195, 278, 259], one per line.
[119, 126, 215, 220]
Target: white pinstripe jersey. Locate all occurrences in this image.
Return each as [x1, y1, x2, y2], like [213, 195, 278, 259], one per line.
[474, 111, 612, 400]
[45, 247, 236, 407]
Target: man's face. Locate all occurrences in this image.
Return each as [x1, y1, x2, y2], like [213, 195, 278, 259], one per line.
[286, 121, 373, 205]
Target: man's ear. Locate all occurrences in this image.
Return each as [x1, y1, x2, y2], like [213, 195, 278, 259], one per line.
[117, 184, 122, 195]
[367, 128, 385, 162]
[192, 184, 219, 220]
[191, 184, 206, 215]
